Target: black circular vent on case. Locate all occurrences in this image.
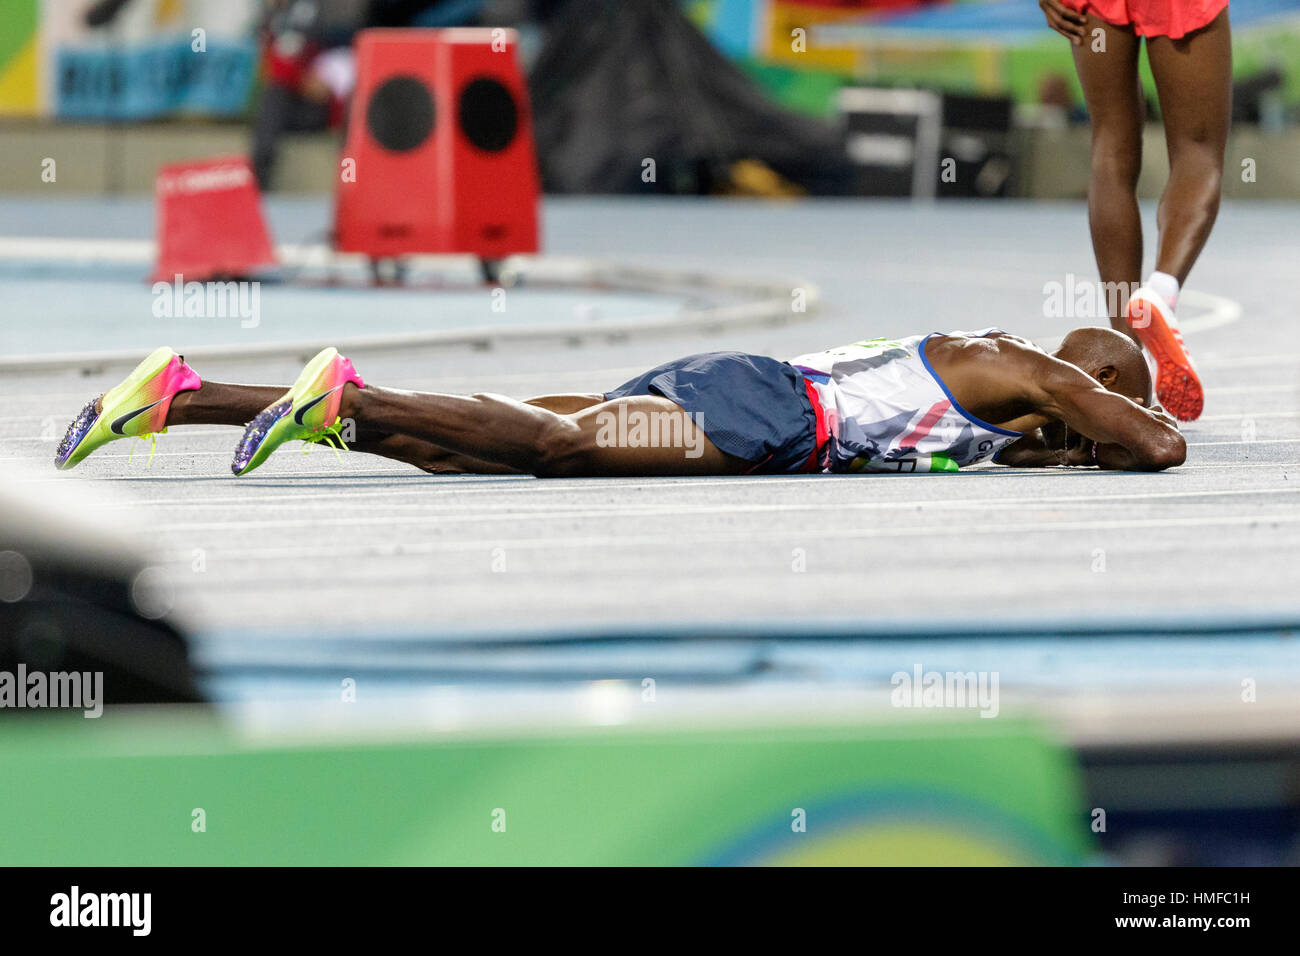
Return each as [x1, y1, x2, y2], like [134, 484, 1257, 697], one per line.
[458, 77, 518, 153]
[366, 75, 435, 152]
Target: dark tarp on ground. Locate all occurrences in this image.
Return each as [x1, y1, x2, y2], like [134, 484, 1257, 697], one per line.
[528, 0, 851, 195]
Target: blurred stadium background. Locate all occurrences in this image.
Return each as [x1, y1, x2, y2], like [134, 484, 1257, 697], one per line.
[1, 0, 1299, 869]
[3, 0, 1300, 197]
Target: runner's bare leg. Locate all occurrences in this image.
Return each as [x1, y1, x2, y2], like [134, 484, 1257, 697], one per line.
[1070, 14, 1146, 336]
[1146, 10, 1232, 285]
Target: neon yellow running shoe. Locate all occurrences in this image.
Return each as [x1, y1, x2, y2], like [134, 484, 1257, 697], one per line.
[231, 347, 365, 477]
[55, 347, 202, 470]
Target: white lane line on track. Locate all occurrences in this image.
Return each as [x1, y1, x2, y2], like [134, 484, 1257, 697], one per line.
[1176, 288, 1243, 335]
[1205, 384, 1300, 395]
[1187, 439, 1299, 447]
[63, 472, 1292, 507]
[144, 512, 1300, 561]
[153, 523, 1300, 564]
[693, 256, 1247, 332]
[100, 476, 1300, 510]
[11, 457, 1296, 490]
[1198, 355, 1300, 370]
[1197, 411, 1300, 422]
[137, 486, 1300, 531]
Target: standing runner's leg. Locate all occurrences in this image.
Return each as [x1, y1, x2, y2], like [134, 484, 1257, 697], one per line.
[341, 385, 753, 476]
[1070, 14, 1146, 335]
[167, 383, 609, 474]
[1145, 9, 1232, 285]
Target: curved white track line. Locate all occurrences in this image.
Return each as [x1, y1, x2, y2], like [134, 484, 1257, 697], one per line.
[0, 238, 819, 374]
[1177, 288, 1244, 335]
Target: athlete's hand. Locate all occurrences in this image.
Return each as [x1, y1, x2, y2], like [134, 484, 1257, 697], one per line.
[1146, 403, 1181, 431]
[1040, 0, 1087, 45]
[1055, 426, 1093, 466]
[1032, 359, 1186, 471]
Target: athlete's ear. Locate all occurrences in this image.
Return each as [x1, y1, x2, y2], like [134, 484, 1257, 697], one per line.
[1096, 365, 1119, 389]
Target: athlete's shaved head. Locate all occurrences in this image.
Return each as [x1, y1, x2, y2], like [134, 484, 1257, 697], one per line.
[1053, 327, 1152, 405]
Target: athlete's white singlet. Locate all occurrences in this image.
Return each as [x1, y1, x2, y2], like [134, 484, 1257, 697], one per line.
[790, 329, 1024, 473]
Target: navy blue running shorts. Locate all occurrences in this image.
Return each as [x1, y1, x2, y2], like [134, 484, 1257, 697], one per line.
[603, 351, 817, 474]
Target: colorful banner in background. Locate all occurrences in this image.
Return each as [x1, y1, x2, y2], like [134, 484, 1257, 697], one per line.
[690, 0, 1300, 114]
[0, 711, 1091, 865]
[0, 0, 41, 115]
[8, 0, 1300, 120]
[0, 0, 260, 119]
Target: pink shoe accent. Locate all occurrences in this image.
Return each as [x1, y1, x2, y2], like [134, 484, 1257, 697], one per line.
[339, 356, 365, 389]
[149, 355, 203, 432]
[315, 353, 365, 427]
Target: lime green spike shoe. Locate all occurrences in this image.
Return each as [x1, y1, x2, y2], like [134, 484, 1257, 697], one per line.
[55, 347, 202, 471]
[231, 347, 365, 477]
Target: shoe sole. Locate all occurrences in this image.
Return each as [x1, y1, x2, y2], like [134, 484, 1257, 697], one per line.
[1128, 302, 1203, 422]
[231, 399, 294, 476]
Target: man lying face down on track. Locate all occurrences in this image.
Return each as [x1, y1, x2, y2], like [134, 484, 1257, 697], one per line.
[56, 327, 1185, 477]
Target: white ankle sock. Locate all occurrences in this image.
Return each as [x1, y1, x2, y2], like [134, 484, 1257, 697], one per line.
[1146, 271, 1180, 309]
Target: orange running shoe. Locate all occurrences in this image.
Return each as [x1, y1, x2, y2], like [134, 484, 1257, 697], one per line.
[1125, 287, 1203, 422]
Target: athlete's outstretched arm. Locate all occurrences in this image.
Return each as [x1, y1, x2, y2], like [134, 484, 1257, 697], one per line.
[1027, 358, 1185, 471]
